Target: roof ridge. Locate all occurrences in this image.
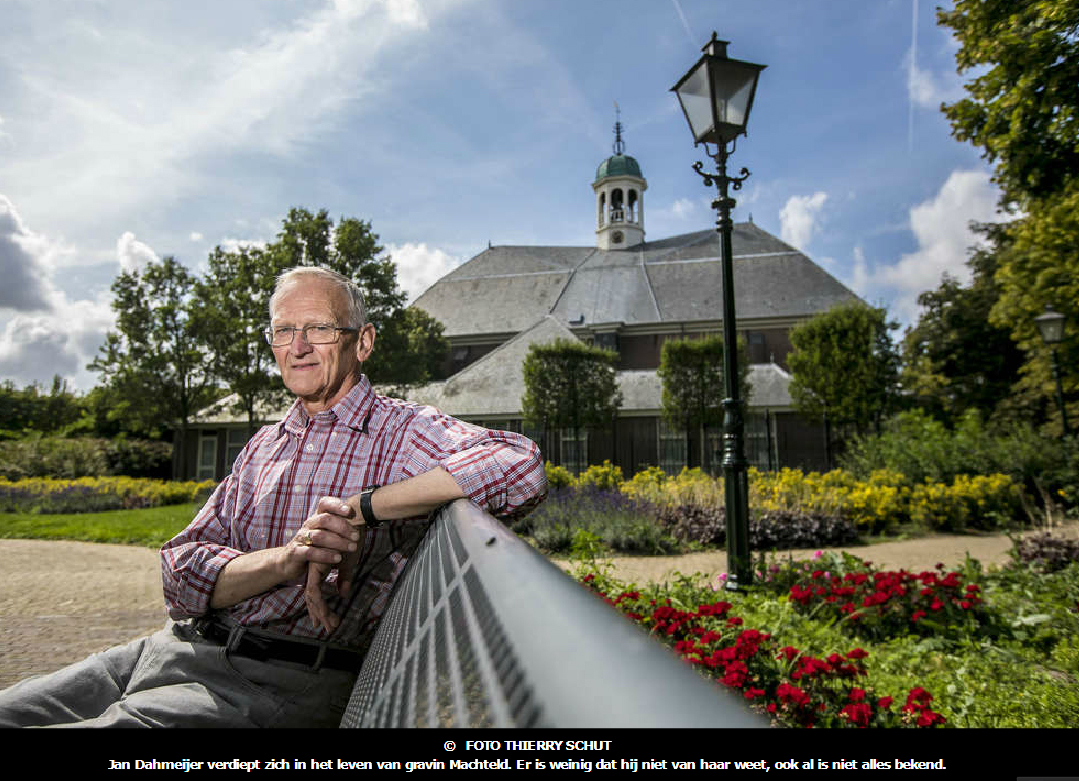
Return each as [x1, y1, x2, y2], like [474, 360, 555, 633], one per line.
[547, 248, 598, 317]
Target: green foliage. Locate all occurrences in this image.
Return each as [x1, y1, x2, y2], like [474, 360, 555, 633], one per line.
[938, 0, 1079, 205]
[901, 229, 1025, 420]
[988, 185, 1079, 434]
[0, 377, 83, 437]
[0, 437, 173, 480]
[840, 408, 1076, 521]
[543, 461, 576, 489]
[788, 300, 900, 457]
[576, 460, 624, 491]
[657, 334, 749, 474]
[937, 1, 1079, 435]
[520, 338, 622, 465]
[367, 305, 449, 391]
[89, 257, 217, 449]
[194, 244, 288, 434]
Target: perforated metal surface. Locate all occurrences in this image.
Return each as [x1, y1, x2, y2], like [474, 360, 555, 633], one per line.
[341, 500, 766, 729]
[342, 506, 540, 727]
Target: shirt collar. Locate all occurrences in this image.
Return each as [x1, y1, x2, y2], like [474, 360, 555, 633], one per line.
[279, 375, 374, 436]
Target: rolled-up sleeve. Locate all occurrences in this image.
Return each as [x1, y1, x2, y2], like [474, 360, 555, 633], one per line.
[407, 410, 547, 521]
[160, 478, 244, 619]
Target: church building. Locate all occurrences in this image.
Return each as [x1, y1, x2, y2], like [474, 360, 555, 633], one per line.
[184, 119, 859, 481]
[402, 118, 858, 477]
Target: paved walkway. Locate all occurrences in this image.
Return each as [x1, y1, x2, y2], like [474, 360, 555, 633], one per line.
[2, 524, 1075, 691]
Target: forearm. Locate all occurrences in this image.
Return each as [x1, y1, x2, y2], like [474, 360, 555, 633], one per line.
[347, 466, 466, 523]
[209, 547, 292, 610]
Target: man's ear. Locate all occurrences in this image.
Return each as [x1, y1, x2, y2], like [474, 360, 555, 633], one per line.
[355, 323, 375, 363]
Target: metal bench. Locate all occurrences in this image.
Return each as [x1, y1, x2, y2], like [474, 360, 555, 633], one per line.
[340, 499, 766, 728]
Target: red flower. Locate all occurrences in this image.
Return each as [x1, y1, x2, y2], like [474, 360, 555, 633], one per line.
[840, 702, 871, 727]
[582, 574, 595, 582]
[776, 646, 800, 661]
[845, 648, 869, 660]
[878, 696, 893, 709]
[911, 610, 926, 622]
[848, 688, 866, 701]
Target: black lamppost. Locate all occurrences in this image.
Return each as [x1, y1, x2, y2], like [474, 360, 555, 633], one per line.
[1035, 305, 1071, 440]
[671, 32, 765, 591]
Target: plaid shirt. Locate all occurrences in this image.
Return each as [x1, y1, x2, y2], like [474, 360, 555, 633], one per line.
[161, 376, 547, 650]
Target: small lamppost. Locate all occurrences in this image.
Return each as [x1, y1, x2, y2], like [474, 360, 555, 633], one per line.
[1035, 305, 1071, 439]
[671, 32, 766, 591]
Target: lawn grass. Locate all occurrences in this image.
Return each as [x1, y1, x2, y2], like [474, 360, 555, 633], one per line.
[0, 503, 199, 548]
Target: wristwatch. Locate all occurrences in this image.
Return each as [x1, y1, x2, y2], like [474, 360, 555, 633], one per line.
[359, 486, 382, 528]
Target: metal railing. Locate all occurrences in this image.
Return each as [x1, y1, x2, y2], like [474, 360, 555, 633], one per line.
[340, 499, 766, 728]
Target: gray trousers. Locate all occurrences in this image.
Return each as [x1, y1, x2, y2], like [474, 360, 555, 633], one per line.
[0, 619, 357, 728]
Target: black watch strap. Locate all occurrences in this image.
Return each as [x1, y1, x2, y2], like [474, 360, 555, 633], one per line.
[360, 486, 382, 528]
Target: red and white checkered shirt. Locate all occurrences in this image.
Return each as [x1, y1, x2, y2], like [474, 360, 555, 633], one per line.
[161, 376, 547, 649]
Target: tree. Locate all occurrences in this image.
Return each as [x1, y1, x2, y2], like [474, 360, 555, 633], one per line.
[193, 244, 285, 436]
[938, 1, 1079, 433]
[788, 301, 900, 461]
[365, 305, 449, 394]
[988, 190, 1079, 434]
[0, 376, 82, 437]
[656, 334, 750, 475]
[520, 338, 622, 471]
[89, 257, 217, 472]
[901, 223, 1025, 421]
[938, 0, 1079, 206]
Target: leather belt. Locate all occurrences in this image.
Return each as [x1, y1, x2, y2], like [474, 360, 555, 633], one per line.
[195, 616, 364, 673]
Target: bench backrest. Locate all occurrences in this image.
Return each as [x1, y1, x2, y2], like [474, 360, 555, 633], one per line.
[340, 499, 765, 728]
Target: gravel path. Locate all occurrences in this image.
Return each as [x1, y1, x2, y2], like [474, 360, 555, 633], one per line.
[2, 524, 1075, 691]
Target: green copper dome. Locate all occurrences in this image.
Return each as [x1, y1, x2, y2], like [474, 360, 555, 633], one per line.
[594, 154, 643, 183]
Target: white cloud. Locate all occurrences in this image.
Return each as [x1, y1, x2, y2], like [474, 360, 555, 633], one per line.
[859, 169, 1004, 324]
[117, 231, 160, 274]
[0, 0, 470, 242]
[779, 192, 828, 251]
[0, 294, 115, 390]
[189, 232, 204, 242]
[218, 238, 268, 254]
[387, 242, 463, 304]
[670, 198, 697, 219]
[908, 62, 963, 110]
[0, 195, 118, 388]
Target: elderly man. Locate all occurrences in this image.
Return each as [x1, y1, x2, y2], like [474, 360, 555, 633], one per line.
[0, 266, 546, 727]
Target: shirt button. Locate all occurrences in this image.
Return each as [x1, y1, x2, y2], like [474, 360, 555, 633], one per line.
[306, 444, 314, 452]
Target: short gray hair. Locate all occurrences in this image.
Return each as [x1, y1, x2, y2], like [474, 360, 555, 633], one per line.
[269, 267, 367, 328]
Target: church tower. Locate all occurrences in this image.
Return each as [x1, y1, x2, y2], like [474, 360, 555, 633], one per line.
[593, 109, 646, 250]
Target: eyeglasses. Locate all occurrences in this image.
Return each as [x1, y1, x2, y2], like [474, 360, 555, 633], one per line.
[264, 324, 359, 347]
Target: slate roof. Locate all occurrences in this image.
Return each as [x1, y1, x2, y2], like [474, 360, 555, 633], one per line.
[412, 222, 859, 337]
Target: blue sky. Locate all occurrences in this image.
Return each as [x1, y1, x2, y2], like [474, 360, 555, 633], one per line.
[0, 0, 1005, 390]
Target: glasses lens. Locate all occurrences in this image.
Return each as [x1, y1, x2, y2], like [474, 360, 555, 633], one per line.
[305, 326, 337, 344]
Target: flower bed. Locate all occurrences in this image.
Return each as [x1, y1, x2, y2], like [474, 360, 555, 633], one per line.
[581, 573, 945, 728]
[0, 476, 216, 514]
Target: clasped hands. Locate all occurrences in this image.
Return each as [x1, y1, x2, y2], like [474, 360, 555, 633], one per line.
[287, 496, 366, 633]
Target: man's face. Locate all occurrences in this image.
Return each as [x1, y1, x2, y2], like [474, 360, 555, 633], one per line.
[270, 278, 374, 414]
